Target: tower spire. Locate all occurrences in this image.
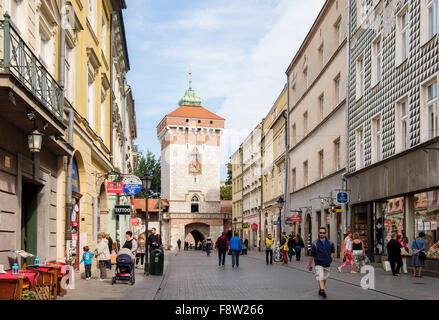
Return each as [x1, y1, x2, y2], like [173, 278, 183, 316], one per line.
[178, 71, 202, 106]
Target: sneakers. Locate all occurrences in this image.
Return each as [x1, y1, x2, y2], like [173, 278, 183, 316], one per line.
[318, 289, 327, 298]
[337, 266, 342, 273]
[350, 270, 357, 274]
[86, 277, 91, 281]
[99, 278, 105, 281]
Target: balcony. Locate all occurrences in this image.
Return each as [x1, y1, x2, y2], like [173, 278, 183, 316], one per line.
[0, 14, 63, 122]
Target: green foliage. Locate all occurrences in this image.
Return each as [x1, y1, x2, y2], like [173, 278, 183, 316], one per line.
[220, 186, 232, 200]
[22, 290, 37, 300]
[134, 149, 161, 198]
[226, 162, 232, 186]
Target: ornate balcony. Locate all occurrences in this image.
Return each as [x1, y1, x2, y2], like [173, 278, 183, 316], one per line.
[0, 14, 63, 122]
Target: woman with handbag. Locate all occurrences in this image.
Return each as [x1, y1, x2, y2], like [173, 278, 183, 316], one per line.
[411, 232, 427, 278]
[397, 235, 409, 274]
[352, 233, 365, 272]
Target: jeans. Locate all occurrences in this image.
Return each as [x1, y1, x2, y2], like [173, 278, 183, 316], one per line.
[295, 246, 302, 261]
[266, 250, 273, 264]
[218, 250, 226, 265]
[231, 250, 240, 266]
[85, 264, 92, 278]
[288, 249, 295, 262]
[107, 259, 112, 270]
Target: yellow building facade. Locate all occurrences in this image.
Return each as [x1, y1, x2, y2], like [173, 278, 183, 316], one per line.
[231, 147, 243, 237]
[261, 86, 287, 243]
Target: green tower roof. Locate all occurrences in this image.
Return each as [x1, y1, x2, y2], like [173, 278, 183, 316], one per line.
[178, 72, 202, 106]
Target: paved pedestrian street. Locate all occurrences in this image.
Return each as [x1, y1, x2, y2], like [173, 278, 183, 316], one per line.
[154, 250, 437, 300]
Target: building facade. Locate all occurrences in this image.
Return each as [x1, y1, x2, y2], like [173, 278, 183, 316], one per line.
[231, 147, 243, 237]
[286, 0, 347, 257]
[261, 87, 288, 245]
[157, 79, 231, 249]
[242, 123, 262, 250]
[346, 0, 439, 273]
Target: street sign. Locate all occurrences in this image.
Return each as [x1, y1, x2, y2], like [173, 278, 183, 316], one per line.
[114, 205, 131, 215]
[154, 200, 164, 211]
[251, 224, 258, 230]
[336, 192, 349, 204]
[107, 182, 124, 193]
[123, 175, 143, 195]
[384, 221, 390, 228]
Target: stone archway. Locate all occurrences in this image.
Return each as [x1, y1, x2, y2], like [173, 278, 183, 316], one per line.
[185, 222, 210, 249]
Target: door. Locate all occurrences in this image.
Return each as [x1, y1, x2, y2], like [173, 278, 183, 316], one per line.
[21, 181, 39, 266]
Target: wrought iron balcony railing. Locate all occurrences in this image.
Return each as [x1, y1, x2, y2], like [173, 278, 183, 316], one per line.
[0, 14, 63, 121]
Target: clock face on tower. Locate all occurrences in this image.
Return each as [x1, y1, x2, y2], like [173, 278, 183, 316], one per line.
[189, 148, 202, 174]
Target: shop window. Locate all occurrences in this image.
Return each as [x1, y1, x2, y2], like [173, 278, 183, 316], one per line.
[414, 191, 439, 258]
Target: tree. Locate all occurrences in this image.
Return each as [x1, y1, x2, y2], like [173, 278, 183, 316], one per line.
[134, 149, 161, 198]
[220, 162, 232, 200]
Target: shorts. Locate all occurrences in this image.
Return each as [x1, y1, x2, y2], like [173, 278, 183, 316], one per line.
[314, 265, 330, 281]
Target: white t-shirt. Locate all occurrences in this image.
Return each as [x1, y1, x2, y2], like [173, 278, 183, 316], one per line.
[345, 238, 352, 251]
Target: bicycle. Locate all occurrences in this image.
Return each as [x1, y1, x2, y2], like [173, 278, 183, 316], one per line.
[273, 243, 283, 263]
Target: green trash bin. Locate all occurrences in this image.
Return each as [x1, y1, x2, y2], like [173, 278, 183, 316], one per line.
[149, 248, 164, 275]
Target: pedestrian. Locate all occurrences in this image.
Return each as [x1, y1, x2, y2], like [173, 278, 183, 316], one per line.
[106, 233, 113, 270]
[123, 231, 138, 255]
[288, 234, 295, 262]
[411, 232, 427, 278]
[280, 232, 289, 264]
[398, 235, 409, 274]
[352, 233, 365, 272]
[148, 227, 163, 252]
[80, 246, 93, 280]
[265, 234, 274, 265]
[177, 239, 182, 252]
[229, 233, 243, 268]
[215, 232, 229, 266]
[243, 238, 249, 255]
[206, 236, 213, 256]
[94, 232, 110, 281]
[184, 241, 188, 251]
[136, 234, 146, 268]
[386, 232, 403, 276]
[338, 231, 355, 273]
[307, 227, 335, 298]
[293, 234, 305, 261]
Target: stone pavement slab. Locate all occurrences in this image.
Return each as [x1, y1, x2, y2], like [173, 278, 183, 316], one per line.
[154, 250, 401, 300]
[245, 250, 439, 300]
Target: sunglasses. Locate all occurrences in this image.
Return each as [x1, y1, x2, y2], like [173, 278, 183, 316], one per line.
[319, 232, 326, 234]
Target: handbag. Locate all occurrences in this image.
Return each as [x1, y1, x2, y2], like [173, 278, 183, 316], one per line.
[382, 260, 391, 272]
[414, 240, 427, 261]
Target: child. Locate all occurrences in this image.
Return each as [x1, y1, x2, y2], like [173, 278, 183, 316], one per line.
[80, 246, 94, 280]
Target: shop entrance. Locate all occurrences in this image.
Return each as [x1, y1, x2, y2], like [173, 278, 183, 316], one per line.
[21, 180, 41, 266]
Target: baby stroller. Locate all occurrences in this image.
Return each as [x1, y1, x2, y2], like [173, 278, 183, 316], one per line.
[112, 249, 135, 285]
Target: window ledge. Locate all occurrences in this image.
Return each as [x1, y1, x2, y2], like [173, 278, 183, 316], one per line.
[356, 94, 363, 102]
[371, 80, 380, 90]
[395, 58, 408, 70]
[420, 34, 438, 49]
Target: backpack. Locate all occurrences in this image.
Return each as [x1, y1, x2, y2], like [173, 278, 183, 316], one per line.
[218, 237, 227, 251]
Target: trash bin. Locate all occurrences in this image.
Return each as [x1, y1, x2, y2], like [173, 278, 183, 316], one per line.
[149, 248, 164, 275]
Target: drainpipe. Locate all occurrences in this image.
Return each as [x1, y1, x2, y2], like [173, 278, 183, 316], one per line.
[283, 82, 289, 236]
[342, 0, 352, 235]
[60, 0, 74, 252]
[110, 13, 115, 165]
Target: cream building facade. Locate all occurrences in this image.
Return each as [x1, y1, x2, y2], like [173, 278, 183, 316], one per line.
[231, 147, 243, 236]
[286, 0, 347, 257]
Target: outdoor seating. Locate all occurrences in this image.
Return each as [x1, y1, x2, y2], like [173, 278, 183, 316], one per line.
[0, 277, 24, 300]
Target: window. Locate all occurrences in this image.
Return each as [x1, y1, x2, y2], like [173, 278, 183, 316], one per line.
[335, 19, 342, 48]
[10, 0, 22, 29]
[291, 168, 297, 192]
[191, 195, 200, 213]
[278, 170, 283, 195]
[271, 171, 274, 197]
[264, 175, 268, 198]
[277, 135, 281, 157]
[40, 36, 49, 63]
[319, 94, 324, 120]
[101, 14, 107, 57]
[318, 150, 324, 179]
[396, 9, 410, 65]
[65, 44, 75, 103]
[88, 0, 97, 34]
[356, 55, 365, 99]
[428, 0, 438, 39]
[356, 127, 364, 170]
[335, 75, 341, 105]
[427, 81, 438, 139]
[396, 99, 410, 152]
[372, 116, 382, 162]
[87, 77, 96, 130]
[292, 84, 297, 105]
[292, 124, 297, 145]
[372, 36, 382, 86]
[303, 161, 308, 186]
[100, 98, 106, 143]
[358, 0, 371, 24]
[318, 44, 324, 71]
[303, 68, 308, 90]
[303, 111, 308, 136]
[334, 139, 341, 171]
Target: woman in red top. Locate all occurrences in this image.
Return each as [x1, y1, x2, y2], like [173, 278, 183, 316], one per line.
[397, 234, 410, 274]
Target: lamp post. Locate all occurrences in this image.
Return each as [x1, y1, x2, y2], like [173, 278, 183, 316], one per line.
[28, 128, 43, 153]
[277, 196, 285, 243]
[141, 173, 152, 275]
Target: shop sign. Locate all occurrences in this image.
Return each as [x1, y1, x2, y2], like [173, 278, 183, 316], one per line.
[417, 220, 424, 231]
[431, 220, 437, 230]
[425, 222, 431, 231]
[290, 216, 301, 223]
[251, 224, 258, 230]
[123, 175, 143, 195]
[384, 221, 390, 228]
[107, 182, 124, 193]
[336, 192, 349, 204]
[115, 205, 131, 215]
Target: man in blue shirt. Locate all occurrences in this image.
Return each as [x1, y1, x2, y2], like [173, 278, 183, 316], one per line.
[229, 233, 243, 268]
[307, 227, 335, 298]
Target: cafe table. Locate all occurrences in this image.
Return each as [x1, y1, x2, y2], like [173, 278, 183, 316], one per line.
[0, 270, 37, 291]
[27, 264, 61, 299]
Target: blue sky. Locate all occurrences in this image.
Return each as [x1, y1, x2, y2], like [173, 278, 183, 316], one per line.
[124, 0, 325, 179]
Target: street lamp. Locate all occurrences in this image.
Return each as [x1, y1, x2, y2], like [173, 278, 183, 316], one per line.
[141, 173, 152, 275]
[28, 128, 43, 153]
[277, 196, 285, 243]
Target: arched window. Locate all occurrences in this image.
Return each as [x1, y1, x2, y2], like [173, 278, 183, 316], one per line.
[191, 195, 199, 213]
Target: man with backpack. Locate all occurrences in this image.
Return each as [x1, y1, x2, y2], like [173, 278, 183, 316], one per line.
[215, 232, 229, 266]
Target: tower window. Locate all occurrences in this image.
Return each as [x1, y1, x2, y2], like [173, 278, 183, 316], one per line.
[198, 120, 201, 123]
[191, 195, 200, 213]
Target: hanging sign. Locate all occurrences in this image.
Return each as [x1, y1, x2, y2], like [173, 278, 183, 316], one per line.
[123, 175, 143, 195]
[336, 192, 349, 204]
[107, 182, 124, 193]
[431, 220, 437, 230]
[384, 221, 390, 228]
[290, 216, 301, 223]
[115, 205, 131, 215]
[251, 224, 258, 230]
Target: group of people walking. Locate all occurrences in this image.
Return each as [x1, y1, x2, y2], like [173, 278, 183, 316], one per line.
[80, 228, 162, 281]
[265, 233, 305, 265]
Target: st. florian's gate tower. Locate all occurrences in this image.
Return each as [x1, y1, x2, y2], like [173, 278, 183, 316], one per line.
[157, 75, 226, 249]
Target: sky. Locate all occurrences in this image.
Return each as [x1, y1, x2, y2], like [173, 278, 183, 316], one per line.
[124, 0, 326, 179]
